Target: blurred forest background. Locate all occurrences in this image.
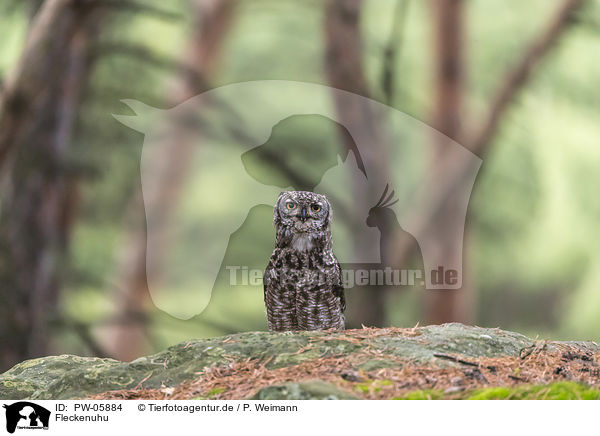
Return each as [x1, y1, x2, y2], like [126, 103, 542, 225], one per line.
[1, 0, 600, 372]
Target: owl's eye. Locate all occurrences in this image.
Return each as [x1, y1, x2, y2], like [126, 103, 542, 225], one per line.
[286, 201, 297, 210]
[311, 204, 321, 213]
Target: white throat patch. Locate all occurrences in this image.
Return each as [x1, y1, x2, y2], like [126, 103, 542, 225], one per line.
[291, 233, 314, 252]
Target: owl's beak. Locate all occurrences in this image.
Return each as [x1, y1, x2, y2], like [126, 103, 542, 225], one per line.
[300, 206, 308, 222]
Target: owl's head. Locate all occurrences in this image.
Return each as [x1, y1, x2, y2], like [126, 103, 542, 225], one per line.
[274, 191, 331, 233]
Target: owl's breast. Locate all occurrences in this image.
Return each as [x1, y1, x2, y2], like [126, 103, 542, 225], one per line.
[290, 233, 315, 252]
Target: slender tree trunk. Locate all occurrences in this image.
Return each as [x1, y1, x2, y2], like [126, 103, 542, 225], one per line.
[0, 0, 103, 370]
[105, 0, 236, 361]
[324, 0, 392, 327]
[420, 0, 474, 325]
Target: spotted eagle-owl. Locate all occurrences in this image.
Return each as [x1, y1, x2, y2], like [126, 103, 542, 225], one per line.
[264, 191, 345, 331]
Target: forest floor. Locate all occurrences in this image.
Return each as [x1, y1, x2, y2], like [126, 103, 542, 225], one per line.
[3, 324, 600, 400]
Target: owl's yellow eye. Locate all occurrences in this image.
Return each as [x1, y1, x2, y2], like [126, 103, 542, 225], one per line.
[286, 202, 297, 210]
[311, 204, 321, 213]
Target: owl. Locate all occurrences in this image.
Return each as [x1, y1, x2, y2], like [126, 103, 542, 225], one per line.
[264, 191, 345, 331]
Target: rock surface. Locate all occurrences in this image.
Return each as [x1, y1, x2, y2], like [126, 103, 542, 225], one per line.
[1, 323, 598, 400]
[250, 381, 358, 400]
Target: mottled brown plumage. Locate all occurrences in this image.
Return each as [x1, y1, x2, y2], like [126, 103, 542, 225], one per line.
[264, 191, 345, 331]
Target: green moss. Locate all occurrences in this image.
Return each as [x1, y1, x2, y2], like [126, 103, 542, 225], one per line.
[354, 383, 371, 393]
[207, 387, 226, 397]
[354, 379, 393, 394]
[467, 387, 512, 399]
[394, 382, 600, 400]
[468, 382, 600, 400]
[396, 389, 445, 400]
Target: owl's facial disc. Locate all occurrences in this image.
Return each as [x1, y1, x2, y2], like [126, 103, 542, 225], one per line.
[277, 192, 329, 233]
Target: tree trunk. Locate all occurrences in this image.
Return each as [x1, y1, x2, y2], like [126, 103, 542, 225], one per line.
[324, 0, 392, 327]
[420, 0, 474, 325]
[0, 0, 103, 370]
[418, 0, 584, 324]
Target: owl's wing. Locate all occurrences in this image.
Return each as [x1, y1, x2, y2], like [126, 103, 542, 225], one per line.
[263, 258, 275, 303]
[334, 262, 346, 313]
